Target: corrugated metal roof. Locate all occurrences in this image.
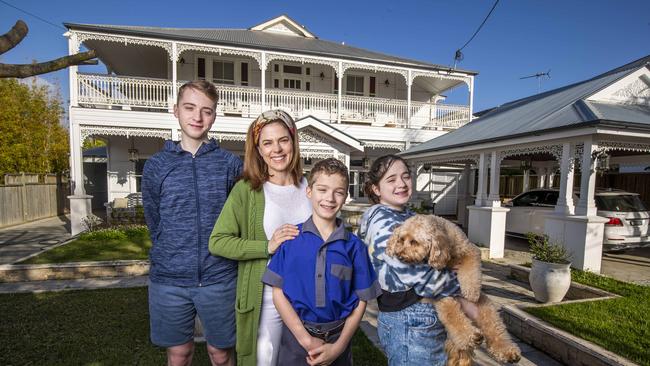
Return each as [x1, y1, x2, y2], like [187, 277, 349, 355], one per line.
[586, 101, 650, 125]
[402, 55, 650, 156]
[63, 22, 477, 75]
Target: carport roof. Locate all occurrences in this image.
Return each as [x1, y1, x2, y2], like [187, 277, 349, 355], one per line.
[402, 54, 650, 157]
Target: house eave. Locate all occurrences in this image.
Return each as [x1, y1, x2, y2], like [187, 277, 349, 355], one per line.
[401, 119, 650, 160]
[63, 23, 478, 76]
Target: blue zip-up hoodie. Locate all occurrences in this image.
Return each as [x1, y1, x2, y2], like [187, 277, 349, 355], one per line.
[142, 139, 242, 287]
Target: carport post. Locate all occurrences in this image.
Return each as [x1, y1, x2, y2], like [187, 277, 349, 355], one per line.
[555, 142, 575, 215]
[576, 139, 598, 216]
[475, 152, 488, 206]
[487, 151, 501, 207]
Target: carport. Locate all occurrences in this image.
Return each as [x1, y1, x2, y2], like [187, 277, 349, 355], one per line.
[402, 55, 650, 273]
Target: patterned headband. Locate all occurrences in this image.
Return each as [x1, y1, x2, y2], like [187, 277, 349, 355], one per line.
[252, 110, 297, 143]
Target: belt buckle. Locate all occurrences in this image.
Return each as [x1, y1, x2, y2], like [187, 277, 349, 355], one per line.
[305, 325, 328, 341]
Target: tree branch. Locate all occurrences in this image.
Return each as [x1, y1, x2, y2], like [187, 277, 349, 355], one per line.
[0, 50, 97, 78]
[0, 20, 28, 55]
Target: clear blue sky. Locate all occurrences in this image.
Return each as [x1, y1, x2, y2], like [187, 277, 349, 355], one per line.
[1, 0, 648, 112]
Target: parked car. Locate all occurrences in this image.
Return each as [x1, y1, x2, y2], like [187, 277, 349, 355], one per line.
[504, 189, 650, 251]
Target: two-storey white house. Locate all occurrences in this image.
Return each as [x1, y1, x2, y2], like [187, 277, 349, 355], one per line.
[64, 15, 477, 234]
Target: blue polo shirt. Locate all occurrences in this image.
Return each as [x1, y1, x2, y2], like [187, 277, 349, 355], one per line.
[262, 216, 382, 324]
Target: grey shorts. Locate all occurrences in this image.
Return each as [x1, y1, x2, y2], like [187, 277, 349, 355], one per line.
[148, 280, 236, 349]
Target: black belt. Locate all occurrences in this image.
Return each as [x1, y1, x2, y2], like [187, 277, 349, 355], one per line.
[303, 321, 345, 341]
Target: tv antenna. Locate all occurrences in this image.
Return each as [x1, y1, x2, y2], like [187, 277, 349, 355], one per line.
[520, 69, 551, 94]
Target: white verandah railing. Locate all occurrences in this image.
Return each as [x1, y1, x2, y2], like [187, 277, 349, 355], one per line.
[77, 73, 469, 128]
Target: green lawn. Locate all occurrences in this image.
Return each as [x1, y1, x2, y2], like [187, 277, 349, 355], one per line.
[0, 287, 386, 365]
[22, 226, 151, 264]
[523, 270, 650, 365]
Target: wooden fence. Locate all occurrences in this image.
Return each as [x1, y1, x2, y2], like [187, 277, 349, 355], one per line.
[0, 174, 69, 229]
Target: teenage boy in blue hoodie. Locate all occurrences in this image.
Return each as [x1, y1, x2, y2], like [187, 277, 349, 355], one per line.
[143, 80, 242, 366]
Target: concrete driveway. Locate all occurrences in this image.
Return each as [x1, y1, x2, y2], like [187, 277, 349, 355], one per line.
[0, 215, 71, 265]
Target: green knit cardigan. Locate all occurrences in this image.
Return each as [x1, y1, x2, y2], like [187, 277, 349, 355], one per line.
[209, 180, 268, 366]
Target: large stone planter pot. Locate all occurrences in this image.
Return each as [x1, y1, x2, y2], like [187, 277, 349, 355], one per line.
[529, 259, 571, 303]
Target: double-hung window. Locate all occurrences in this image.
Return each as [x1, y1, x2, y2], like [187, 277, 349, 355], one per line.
[346, 75, 364, 96]
[213, 61, 235, 85]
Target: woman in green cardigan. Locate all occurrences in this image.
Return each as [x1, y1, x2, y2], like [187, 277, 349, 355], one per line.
[209, 110, 312, 366]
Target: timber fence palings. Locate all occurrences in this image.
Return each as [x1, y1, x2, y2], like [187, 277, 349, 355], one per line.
[0, 174, 69, 228]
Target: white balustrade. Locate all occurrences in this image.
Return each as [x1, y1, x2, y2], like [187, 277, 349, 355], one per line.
[411, 102, 470, 129]
[266, 89, 337, 121]
[341, 95, 408, 127]
[77, 73, 470, 128]
[216, 85, 263, 117]
[77, 73, 172, 109]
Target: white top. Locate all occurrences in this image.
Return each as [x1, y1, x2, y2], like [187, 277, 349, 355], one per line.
[262, 177, 312, 240]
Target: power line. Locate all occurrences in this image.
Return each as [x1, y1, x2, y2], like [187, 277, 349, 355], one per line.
[454, 0, 500, 68]
[0, 0, 66, 31]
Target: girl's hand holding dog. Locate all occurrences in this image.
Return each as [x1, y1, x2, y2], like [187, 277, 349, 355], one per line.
[268, 224, 299, 254]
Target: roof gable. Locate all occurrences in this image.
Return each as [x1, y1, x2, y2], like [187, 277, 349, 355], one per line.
[401, 54, 650, 156]
[250, 15, 316, 39]
[296, 116, 363, 151]
[587, 66, 650, 106]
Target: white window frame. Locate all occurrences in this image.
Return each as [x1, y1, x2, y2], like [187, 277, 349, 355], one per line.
[194, 54, 250, 86]
[272, 61, 311, 91]
[346, 75, 364, 96]
[212, 60, 235, 85]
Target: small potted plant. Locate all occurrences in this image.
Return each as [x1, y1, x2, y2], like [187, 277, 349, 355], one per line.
[526, 233, 572, 303]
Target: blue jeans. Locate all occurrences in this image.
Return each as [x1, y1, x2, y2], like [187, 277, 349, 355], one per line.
[377, 302, 447, 366]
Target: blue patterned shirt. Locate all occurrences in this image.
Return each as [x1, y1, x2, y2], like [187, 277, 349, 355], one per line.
[357, 204, 460, 299]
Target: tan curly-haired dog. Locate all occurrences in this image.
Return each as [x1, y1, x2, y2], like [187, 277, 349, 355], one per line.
[386, 214, 521, 366]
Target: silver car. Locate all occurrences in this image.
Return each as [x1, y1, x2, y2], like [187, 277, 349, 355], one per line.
[504, 189, 650, 251]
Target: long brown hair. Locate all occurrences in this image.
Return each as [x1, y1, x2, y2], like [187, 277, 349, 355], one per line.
[242, 112, 302, 191]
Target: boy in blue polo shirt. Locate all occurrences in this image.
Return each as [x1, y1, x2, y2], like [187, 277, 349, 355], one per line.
[262, 158, 381, 366]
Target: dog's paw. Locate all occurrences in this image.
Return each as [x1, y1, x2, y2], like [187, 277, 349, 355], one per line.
[488, 340, 521, 364]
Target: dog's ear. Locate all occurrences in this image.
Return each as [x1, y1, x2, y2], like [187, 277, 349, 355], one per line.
[427, 232, 451, 269]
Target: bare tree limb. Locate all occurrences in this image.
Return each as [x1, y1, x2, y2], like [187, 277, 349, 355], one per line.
[0, 50, 97, 78]
[0, 20, 28, 55]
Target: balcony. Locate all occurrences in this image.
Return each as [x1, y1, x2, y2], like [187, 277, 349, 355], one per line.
[76, 73, 470, 129]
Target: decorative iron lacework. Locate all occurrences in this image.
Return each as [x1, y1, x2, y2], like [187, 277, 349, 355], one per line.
[611, 79, 650, 100]
[573, 140, 650, 173]
[207, 131, 247, 142]
[266, 54, 339, 75]
[498, 144, 563, 163]
[411, 154, 480, 166]
[410, 70, 470, 86]
[342, 62, 408, 84]
[177, 43, 262, 67]
[574, 143, 585, 171]
[362, 141, 405, 151]
[74, 31, 173, 58]
[299, 130, 325, 144]
[301, 149, 337, 159]
[596, 140, 650, 154]
[80, 126, 171, 142]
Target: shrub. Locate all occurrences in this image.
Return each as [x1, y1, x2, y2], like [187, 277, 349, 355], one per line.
[79, 228, 128, 241]
[526, 232, 571, 264]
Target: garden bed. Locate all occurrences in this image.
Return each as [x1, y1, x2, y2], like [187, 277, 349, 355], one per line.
[0, 226, 152, 283]
[505, 264, 648, 366]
